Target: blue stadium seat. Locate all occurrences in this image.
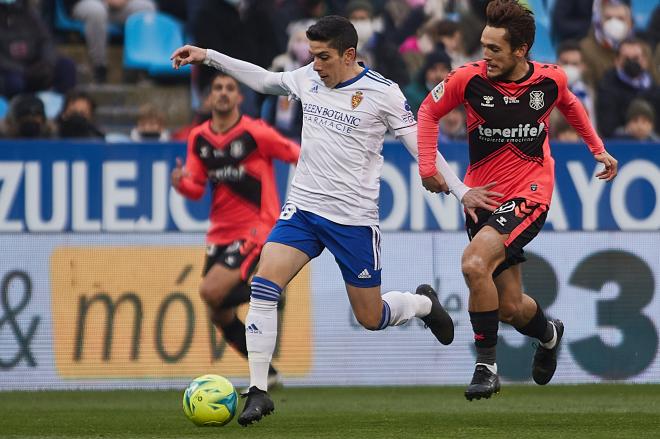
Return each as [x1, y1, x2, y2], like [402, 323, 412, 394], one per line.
[631, 0, 659, 30]
[37, 91, 64, 119]
[54, 0, 122, 36]
[0, 96, 8, 119]
[123, 11, 189, 77]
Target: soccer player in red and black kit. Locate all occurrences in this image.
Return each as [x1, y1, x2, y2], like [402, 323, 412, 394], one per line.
[417, 0, 618, 400]
[171, 72, 300, 386]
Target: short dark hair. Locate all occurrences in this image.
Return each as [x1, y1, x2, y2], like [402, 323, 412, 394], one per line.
[210, 71, 240, 88]
[616, 37, 649, 57]
[434, 19, 460, 38]
[556, 40, 581, 58]
[306, 15, 357, 55]
[486, 0, 535, 57]
[626, 98, 655, 123]
[63, 90, 96, 113]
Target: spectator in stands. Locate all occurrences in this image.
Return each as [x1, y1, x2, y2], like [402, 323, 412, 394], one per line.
[556, 40, 596, 123]
[56, 90, 104, 138]
[4, 94, 52, 138]
[404, 50, 452, 115]
[438, 106, 466, 142]
[156, 0, 204, 34]
[431, 19, 473, 68]
[345, 0, 410, 87]
[192, 0, 280, 112]
[551, 114, 581, 142]
[130, 103, 170, 141]
[0, 0, 76, 97]
[648, 6, 660, 85]
[580, 0, 634, 87]
[648, 5, 660, 50]
[66, 0, 156, 83]
[596, 38, 660, 138]
[398, 20, 444, 79]
[265, 21, 312, 139]
[552, 0, 594, 43]
[614, 98, 659, 141]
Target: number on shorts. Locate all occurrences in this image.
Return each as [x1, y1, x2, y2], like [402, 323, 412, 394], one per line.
[279, 204, 296, 220]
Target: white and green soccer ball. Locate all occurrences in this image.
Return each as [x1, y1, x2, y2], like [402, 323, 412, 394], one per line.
[182, 374, 238, 426]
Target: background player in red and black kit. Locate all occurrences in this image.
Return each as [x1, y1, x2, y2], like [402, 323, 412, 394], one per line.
[171, 72, 300, 386]
[417, 0, 618, 400]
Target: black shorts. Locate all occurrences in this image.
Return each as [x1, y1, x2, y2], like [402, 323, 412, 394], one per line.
[202, 239, 261, 281]
[465, 197, 548, 278]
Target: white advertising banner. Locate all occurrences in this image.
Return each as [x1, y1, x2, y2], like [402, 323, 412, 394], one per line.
[0, 232, 658, 389]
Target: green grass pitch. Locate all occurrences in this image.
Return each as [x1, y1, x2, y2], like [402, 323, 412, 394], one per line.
[2, 385, 660, 438]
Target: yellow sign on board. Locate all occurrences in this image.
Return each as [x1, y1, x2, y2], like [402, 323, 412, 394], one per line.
[50, 246, 312, 378]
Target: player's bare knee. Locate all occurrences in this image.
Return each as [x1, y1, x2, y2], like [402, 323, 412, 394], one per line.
[199, 282, 222, 308]
[461, 253, 489, 285]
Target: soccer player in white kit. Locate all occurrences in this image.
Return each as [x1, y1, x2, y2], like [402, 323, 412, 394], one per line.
[171, 15, 501, 426]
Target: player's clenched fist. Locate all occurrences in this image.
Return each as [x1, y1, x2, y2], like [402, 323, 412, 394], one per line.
[171, 157, 190, 190]
[171, 45, 207, 69]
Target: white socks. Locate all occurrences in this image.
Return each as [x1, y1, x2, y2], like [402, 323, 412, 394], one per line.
[245, 297, 278, 391]
[382, 290, 432, 326]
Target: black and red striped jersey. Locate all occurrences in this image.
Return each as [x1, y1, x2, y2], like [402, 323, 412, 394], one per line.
[177, 115, 299, 245]
[418, 60, 604, 205]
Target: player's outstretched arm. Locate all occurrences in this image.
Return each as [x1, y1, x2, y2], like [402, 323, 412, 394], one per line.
[170, 45, 288, 96]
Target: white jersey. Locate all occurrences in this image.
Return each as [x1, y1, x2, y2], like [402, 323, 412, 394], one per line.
[279, 63, 416, 226]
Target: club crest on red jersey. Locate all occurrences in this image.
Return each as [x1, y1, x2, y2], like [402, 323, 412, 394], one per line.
[351, 91, 364, 109]
[529, 91, 545, 110]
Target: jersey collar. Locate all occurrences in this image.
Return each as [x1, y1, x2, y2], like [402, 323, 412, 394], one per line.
[335, 62, 369, 89]
[496, 61, 534, 84]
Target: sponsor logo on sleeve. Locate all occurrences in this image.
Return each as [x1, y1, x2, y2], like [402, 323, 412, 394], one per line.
[431, 81, 445, 102]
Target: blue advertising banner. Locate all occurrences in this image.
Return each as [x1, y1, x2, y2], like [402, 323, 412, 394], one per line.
[0, 140, 657, 232]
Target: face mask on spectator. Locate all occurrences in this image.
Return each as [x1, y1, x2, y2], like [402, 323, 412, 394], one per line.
[602, 18, 628, 43]
[352, 20, 375, 46]
[417, 34, 434, 54]
[291, 41, 310, 64]
[18, 120, 42, 137]
[139, 131, 162, 140]
[59, 114, 95, 137]
[622, 58, 643, 78]
[562, 64, 581, 86]
[407, 0, 425, 7]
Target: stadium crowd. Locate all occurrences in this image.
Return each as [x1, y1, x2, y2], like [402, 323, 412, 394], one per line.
[0, 0, 658, 142]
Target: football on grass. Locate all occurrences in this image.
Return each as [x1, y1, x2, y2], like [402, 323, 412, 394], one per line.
[182, 374, 238, 426]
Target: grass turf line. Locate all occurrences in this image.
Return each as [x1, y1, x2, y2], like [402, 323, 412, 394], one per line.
[1, 384, 659, 438]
